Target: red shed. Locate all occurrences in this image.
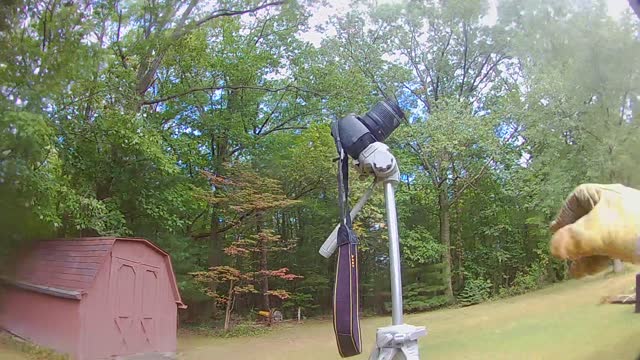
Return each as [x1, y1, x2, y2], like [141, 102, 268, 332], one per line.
[0, 237, 186, 360]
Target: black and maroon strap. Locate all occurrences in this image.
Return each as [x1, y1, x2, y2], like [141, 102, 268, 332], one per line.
[331, 122, 362, 358]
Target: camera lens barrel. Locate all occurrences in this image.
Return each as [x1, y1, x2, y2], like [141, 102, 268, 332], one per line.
[334, 99, 405, 159]
[360, 100, 404, 143]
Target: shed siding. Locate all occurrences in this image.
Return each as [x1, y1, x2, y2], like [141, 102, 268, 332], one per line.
[0, 287, 80, 358]
[1, 238, 182, 359]
[78, 255, 113, 360]
[81, 240, 177, 359]
[111, 241, 177, 354]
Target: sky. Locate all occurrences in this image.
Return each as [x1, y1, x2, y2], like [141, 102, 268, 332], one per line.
[295, 0, 635, 169]
[299, 0, 634, 47]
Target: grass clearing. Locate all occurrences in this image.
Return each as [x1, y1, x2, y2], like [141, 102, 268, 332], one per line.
[179, 269, 640, 359]
[2, 269, 640, 359]
[0, 332, 69, 360]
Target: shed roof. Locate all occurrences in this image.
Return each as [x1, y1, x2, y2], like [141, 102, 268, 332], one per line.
[6, 237, 185, 308]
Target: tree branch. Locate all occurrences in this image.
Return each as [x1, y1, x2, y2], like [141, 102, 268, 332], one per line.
[458, 21, 469, 99]
[136, 1, 285, 103]
[254, 16, 272, 46]
[291, 181, 321, 200]
[142, 84, 320, 105]
[468, 54, 491, 93]
[255, 91, 287, 135]
[450, 125, 521, 205]
[176, 0, 198, 29]
[113, 5, 128, 69]
[408, 142, 439, 188]
[187, 209, 208, 234]
[475, 55, 509, 90]
[403, 83, 430, 112]
[260, 126, 307, 136]
[176, 0, 284, 38]
[342, 28, 389, 98]
[192, 210, 257, 239]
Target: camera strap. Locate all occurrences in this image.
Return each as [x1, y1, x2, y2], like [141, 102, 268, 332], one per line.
[331, 121, 362, 358]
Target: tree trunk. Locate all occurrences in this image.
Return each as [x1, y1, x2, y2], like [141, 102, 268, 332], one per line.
[439, 189, 454, 302]
[208, 135, 225, 319]
[258, 224, 270, 311]
[224, 279, 234, 331]
[454, 204, 464, 292]
[209, 208, 222, 319]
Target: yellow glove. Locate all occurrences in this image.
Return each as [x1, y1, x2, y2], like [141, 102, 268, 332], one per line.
[549, 184, 640, 277]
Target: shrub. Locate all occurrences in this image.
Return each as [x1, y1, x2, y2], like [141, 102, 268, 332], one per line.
[388, 282, 449, 313]
[181, 321, 271, 338]
[499, 263, 547, 297]
[457, 277, 492, 306]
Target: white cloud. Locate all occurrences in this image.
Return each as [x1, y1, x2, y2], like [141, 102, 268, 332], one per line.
[298, 0, 404, 47]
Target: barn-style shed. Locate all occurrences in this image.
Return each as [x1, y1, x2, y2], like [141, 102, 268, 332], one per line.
[0, 237, 186, 360]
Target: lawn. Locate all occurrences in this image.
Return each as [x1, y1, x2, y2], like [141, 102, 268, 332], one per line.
[179, 269, 640, 360]
[3, 269, 640, 359]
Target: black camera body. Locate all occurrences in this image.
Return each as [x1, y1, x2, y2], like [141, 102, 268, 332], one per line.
[333, 99, 405, 159]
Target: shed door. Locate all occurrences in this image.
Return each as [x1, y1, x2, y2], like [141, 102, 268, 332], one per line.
[110, 257, 161, 356]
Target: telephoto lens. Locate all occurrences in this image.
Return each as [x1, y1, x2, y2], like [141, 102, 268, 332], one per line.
[360, 99, 405, 143]
[334, 99, 406, 159]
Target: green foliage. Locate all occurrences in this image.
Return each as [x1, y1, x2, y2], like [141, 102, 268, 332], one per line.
[401, 226, 446, 267]
[215, 322, 272, 338]
[1, 0, 639, 329]
[400, 262, 450, 312]
[183, 321, 271, 338]
[280, 293, 317, 318]
[457, 277, 493, 306]
[398, 282, 450, 312]
[499, 263, 549, 297]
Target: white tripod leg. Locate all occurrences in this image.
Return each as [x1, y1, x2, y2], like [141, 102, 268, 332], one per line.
[318, 182, 376, 258]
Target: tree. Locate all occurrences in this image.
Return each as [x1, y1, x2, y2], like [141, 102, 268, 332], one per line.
[327, 0, 523, 301]
[191, 227, 301, 330]
[200, 166, 301, 311]
[501, 0, 640, 273]
[3, 0, 639, 324]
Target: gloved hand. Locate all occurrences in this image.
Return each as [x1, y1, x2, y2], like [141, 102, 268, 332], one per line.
[549, 184, 640, 278]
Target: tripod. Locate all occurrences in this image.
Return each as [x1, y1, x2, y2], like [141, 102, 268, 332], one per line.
[320, 142, 427, 360]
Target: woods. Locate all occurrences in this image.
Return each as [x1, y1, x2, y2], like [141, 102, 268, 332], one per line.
[1, 0, 639, 330]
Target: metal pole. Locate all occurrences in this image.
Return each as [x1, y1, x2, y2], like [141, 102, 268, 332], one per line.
[384, 181, 404, 325]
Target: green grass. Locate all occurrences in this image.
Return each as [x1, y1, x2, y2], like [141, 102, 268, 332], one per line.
[2, 270, 640, 359]
[0, 333, 68, 360]
[179, 270, 640, 359]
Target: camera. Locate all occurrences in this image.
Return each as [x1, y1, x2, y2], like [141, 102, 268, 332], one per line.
[332, 99, 405, 159]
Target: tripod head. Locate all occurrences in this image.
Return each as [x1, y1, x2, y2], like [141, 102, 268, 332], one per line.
[331, 98, 405, 161]
[320, 99, 404, 259]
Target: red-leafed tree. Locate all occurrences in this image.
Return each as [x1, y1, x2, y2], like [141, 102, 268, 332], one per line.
[190, 266, 256, 331]
[231, 229, 302, 312]
[192, 165, 302, 328]
[191, 234, 302, 330]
